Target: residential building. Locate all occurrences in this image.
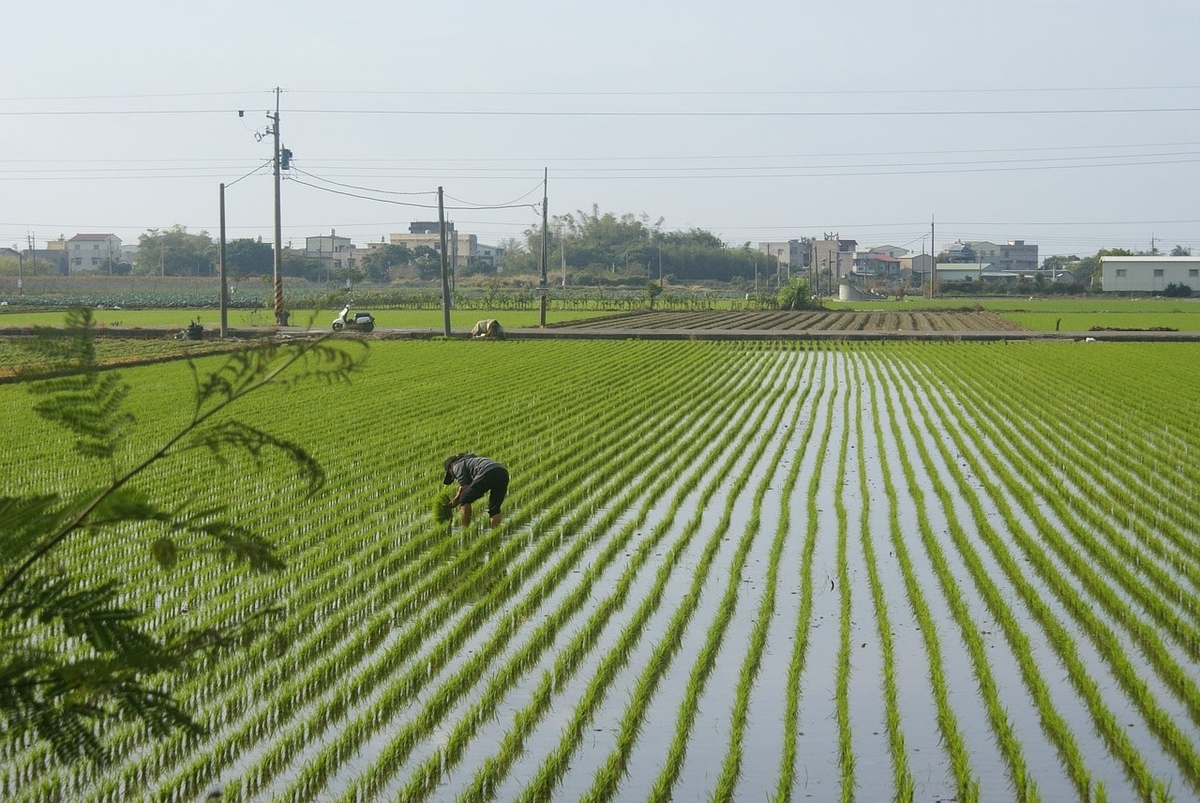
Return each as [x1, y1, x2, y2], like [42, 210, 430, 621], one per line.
[1101, 256, 1200, 293]
[475, 244, 505, 271]
[388, 221, 477, 270]
[900, 253, 934, 280]
[809, 235, 857, 289]
[854, 250, 903, 278]
[943, 239, 1039, 272]
[67, 233, 122, 272]
[756, 240, 806, 274]
[40, 237, 70, 275]
[305, 229, 356, 276]
[865, 244, 909, 259]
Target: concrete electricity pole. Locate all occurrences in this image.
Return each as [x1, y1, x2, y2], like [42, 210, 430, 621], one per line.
[267, 87, 287, 326]
[539, 168, 548, 328]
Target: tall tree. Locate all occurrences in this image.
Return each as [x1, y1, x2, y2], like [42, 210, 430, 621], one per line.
[225, 238, 274, 278]
[360, 244, 412, 282]
[134, 226, 216, 277]
[1073, 248, 1133, 285]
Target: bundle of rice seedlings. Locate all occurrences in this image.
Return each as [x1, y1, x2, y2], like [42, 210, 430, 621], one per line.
[432, 490, 455, 524]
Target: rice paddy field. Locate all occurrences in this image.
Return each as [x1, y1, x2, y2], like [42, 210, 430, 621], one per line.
[2, 337, 1200, 802]
[2, 295, 1200, 332]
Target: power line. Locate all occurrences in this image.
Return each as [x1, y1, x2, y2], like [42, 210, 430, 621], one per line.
[4, 84, 1199, 102]
[289, 167, 542, 211]
[3, 106, 1200, 118]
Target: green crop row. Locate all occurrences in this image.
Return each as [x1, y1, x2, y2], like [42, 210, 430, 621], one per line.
[3, 340, 1198, 802]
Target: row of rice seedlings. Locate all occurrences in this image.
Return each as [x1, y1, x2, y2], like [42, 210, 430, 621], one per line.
[937, 348, 1200, 682]
[941, 351, 1200, 695]
[1041, 344, 1200, 524]
[319, 340, 777, 796]
[833, 354, 857, 802]
[882, 348, 1055, 800]
[589, 350, 807, 802]
[870, 349, 980, 803]
[705, 348, 830, 796]
[884, 346, 1099, 799]
[853, 350, 915, 802]
[360, 348, 779, 802]
[773, 348, 836, 800]
[237, 340, 715, 793]
[18, 338, 696, 796]
[997, 346, 1200, 581]
[996, 351, 1200, 585]
[926, 345, 1183, 798]
[245, 350, 704, 800]
[392, 349, 802, 803]
[505, 347, 805, 802]
[710, 348, 820, 802]
[607, 346, 817, 802]
[512, 349, 810, 803]
[937, 347, 1200, 795]
[964, 378, 1200, 666]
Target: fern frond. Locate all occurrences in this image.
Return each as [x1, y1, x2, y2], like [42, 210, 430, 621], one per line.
[2, 576, 158, 660]
[85, 486, 172, 527]
[170, 505, 284, 572]
[185, 420, 325, 497]
[21, 311, 133, 462]
[15, 307, 100, 377]
[0, 495, 63, 568]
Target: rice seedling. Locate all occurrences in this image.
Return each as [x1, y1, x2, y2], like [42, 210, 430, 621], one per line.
[4, 340, 1198, 801]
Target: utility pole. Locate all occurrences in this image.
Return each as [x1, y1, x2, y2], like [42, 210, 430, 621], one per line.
[22, 232, 32, 295]
[930, 216, 936, 299]
[438, 187, 451, 338]
[268, 87, 287, 326]
[219, 183, 228, 338]
[539, 168, 548, 328]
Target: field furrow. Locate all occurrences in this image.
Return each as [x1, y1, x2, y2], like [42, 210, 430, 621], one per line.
[3, 340, 1199, 802]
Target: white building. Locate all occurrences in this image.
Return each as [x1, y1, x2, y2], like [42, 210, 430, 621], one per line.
[1101, 256, 1200, 293]
[67, 233, 122, 272]
[390, 222, 477, 270]
[305, 230, 356, 275]
[757, 240, 805, 272]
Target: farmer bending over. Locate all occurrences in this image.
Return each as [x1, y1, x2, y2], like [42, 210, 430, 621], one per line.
[470, 319, 505, 340]
[443, 453, 510, 527]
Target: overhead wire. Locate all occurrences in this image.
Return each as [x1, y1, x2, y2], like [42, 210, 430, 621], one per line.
[2, 86, 1195, 253]
[288, 167, 542, 212]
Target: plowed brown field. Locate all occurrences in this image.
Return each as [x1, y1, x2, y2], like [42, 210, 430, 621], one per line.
[547, 308, 1026, 332]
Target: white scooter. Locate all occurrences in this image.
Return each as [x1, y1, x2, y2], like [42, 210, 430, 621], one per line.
[332, 303, 375, 332]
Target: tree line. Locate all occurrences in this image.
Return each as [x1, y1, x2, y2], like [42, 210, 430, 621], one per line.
[496, 205, 774, 285]
[96, 213, 778, 287]
[119, 226, 439, 284]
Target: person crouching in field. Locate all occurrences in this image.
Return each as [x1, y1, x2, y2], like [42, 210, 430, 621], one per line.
[443, 453, 510, 527]
[470, 319, 505, 340]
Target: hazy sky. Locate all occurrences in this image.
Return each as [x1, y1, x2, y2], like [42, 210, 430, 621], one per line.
[3, 0, 1198, 260]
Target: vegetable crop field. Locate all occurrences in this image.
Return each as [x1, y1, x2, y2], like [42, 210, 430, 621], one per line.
[3, 338, 1199, 802]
